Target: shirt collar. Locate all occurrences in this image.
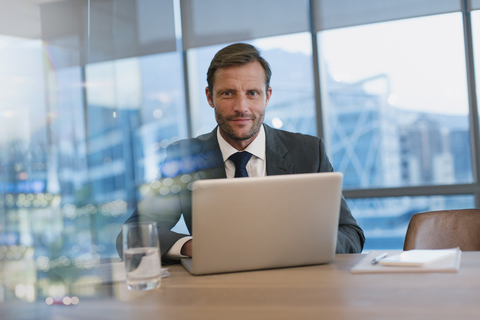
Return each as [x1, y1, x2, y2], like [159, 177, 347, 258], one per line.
[217, 125, 266, 162]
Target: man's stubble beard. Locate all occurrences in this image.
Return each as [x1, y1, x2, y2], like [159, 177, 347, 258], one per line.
[215, 109, 265, 141]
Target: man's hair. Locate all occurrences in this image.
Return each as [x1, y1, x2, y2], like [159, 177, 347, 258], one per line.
[206, 43, 272, 91]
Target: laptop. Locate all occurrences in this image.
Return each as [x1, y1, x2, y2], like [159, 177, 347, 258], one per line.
[181, 172, 343, 275]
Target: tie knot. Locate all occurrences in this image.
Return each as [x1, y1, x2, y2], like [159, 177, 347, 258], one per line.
[228, 151, 253, 178]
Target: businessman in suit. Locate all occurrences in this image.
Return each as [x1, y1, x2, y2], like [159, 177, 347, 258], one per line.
[117, 43, 365, 262]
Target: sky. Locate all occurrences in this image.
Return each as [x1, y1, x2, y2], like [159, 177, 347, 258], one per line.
[256, 12, 480, 116]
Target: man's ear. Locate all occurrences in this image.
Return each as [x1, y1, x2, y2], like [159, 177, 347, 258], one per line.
[265, 87, 273, 107]
[205, 87, 215, 108]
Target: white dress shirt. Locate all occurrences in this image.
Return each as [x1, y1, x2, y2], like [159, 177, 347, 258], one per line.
[217, 125, 266, 178]
[165, 126, 267, 260]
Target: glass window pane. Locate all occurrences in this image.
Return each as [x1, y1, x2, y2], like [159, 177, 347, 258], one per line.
[253, 33, 316, 136]
[1, 1, 187, 301]
[472, 10, 480, 139]
[1, 37, 49, 257]
[0, 41, 187, 267]
[136, 53, 188, 183]
[319, 13, 472, 189]
[349, 195, 475, 251]
[188, 32, 316, 137]
[81, 52, 187, 256]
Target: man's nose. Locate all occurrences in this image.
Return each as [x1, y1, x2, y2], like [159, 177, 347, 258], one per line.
[234, 95, 248, 112]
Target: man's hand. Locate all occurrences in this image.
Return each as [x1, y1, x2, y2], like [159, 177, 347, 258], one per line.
[181, 239, 192, 257]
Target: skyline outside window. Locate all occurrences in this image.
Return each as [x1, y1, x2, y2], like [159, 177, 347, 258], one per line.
[319, 13, 472, 190]
[318, 13, 475, 251]
[348, 194, 475, 251]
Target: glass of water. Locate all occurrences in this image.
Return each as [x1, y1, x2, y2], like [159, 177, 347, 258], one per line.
[123, 221, 161, 290]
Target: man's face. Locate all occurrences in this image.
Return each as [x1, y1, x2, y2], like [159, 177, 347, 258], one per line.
[205, 61, 272, 150]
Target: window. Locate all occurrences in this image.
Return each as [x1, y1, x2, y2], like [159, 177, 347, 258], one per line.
[319, 13, 472, 189]
[472, 10, 480, 131]
[349, 195, 475, 251]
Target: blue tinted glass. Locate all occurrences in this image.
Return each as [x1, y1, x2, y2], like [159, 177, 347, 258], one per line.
[348, 195, 475, 251]
[320, 13, 472, 189]
[472, 11, 480, 149]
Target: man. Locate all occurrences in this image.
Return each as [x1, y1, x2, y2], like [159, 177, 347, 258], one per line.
[117, 43, 365, 262]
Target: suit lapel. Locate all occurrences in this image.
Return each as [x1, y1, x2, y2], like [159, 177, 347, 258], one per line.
[199, 127, 227, 179]
[264, 125, 294, 175]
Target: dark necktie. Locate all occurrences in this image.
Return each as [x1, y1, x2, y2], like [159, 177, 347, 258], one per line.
[228, 151, 253, 178]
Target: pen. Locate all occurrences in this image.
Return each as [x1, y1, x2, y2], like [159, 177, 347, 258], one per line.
[371, 252, 388, 265]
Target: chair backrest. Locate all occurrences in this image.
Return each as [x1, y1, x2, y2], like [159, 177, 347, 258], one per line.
[403, 209, 480, 251]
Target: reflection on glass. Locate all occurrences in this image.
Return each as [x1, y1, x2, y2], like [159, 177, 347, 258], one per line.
[187, 32, 315, 137]
[319, 13, 472, 189]
[349, 194, 475, 251]
[472, 10, 480, 143]
[0, 39, 186, 304]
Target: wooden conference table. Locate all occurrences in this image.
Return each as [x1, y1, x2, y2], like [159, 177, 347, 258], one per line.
[4, 253, 480, 320]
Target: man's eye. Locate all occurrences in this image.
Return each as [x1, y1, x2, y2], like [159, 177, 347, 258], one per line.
[222, 92, 232, 96]
[249, 91, 258, 96]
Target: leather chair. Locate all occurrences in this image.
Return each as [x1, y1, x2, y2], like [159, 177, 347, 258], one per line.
[403, 209, 480, 251]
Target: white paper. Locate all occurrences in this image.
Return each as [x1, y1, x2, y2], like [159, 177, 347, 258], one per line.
[379, 248, 458, 267]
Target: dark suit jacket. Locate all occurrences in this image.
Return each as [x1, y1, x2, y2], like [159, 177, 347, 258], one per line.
[117, 124, 365, 261]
